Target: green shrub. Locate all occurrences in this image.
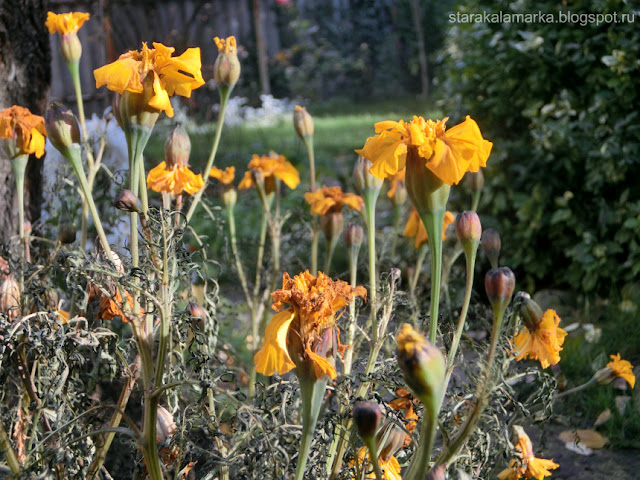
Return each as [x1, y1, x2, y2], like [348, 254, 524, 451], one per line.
[437, 0, 640, 294]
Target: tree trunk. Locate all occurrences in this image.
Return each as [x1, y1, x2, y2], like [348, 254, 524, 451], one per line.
[252, 0, 271, 95]
[0, 0, 51, 244]
[409, 0, 428, 100]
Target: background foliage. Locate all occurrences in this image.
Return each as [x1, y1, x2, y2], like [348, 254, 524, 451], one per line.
[437, 0, 640, 295]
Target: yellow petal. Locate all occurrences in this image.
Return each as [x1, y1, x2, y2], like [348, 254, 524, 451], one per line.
[94, 57, 143, 94]
[148, 72, 173, 117]
[155, 45, 205, 98]
[27, 127, 46, 158]
[305, 348, 337, 379]
[254, 309, 296, 376]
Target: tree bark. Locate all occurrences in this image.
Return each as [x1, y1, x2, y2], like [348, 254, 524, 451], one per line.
[0, 0, 51, 244]
[409, 0, 428, 100]
[252, 0, 271, 95]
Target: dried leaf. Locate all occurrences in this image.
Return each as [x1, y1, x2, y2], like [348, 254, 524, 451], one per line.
[559, 429, 608, 449]
[594, 409, 611, 427]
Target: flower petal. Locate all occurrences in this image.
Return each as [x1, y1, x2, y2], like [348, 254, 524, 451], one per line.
[254, 309, 296, 376]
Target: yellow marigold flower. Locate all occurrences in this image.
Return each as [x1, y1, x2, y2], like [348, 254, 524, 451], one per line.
[94, 42, 205, 118]
[0, 106, 46, 159]
[214, 36, 237, 54]
[352, 446, 402, 480]
[254, 270, 366, 380]
[304, 186, 364, 216]
[147, 161, 204, 195]
[238, 152, 300, 193]
[498, 426, 558, 480]
[356, 115, 492, 185]
[387, 168, 406, 199]
[606, 353, 635, 388]
[512, 309, 567, 369]
[45, 11, 89, 35]
[403, 208, 455, 249]
[209, 166, 235, 186]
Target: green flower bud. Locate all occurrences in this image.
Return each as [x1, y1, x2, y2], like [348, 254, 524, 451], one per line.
[485, 267, 515, 313]
[44, 102, 81, 155]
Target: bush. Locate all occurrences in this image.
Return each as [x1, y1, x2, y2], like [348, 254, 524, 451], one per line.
[437, 0, 640, 295]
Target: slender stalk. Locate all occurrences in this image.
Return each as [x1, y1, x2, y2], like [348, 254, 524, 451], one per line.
[0, 415, 21, 476]
[324, 235, 338, 275]
[311, 227, 320, 276]
[11, 155, 28, 300]
[302, 134, 320, 275]
[363, 437, 383, 480]
[253, 211, 268, 299]
[364, 189, 379, 343]
[343, 243, 361, 375]
[304, 136, 316, 193]
[554, 377, 598, 399]
[142, 392, 163, 480]
[390, 203, 403, 261]
[186, 89, 230, 223]
[295, 378, 327, 480]
[67, 61, 86, 135]
[471, 190, 481, 212]
[405, 409, 437, 480]
[420, 209, 445, 344]
[410, 244, 428, 294]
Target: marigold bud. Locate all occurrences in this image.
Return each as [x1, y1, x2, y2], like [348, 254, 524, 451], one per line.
[465, 169, 484, 191]
[481, 228, 501, 268]
[45, 102, 81, 154]
[594, 367, 615, 386]
[343, 223, 363, 248]
[213, 36, 241, 89]
[353, 401, 381, 441]
[164, 124, 191, 168]
[321, 211, 344, 243]
[156, 405, 177, 442]
[396, 323, 445, 409]
[293, 105, 314, 138]
[391, 180, 407, 207]
[353, 155, 383, 194]
[186, 301, 206, 331]
[60, 33, 83, 63]
[222, 188, 237, 208]
[455, 211, 482, 248]
[114, 190, 143, 214]
[518, 294, 544, 331]
[485, 267, 515, 313]
[0, 258, 20, 319]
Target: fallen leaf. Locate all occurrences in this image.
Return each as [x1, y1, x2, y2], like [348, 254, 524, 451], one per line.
[559, 429, 608, 449]
[594, 409, 612, 427]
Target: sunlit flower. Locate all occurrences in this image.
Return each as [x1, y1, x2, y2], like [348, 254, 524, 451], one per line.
[403, 208, 455, 248]
[606, 353, 635, 388]
[213, 36, 240, 88]
[98, 289, 141, 322]
[94, 42, 204, 118]
[0, 106, 46, 159]
[209, 166, 235, 186]
[254, 270, 366, 380]
[238, 152, 300, 193]
[352, 446, 402, 480]
[356, 115, 492, 185]
[45, 11, 89, 35]
[304, 186, 364, 216]
[498, 426, 559, 480]
[512, 309, 567, 369]
[147, 161, 204, 195]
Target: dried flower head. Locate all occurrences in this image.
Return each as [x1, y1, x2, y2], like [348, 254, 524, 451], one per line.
[512, 309, 567, 369]
[305, 185, 364, 216]
[498, 426, 559, 480]
[0, 106, 46, 159]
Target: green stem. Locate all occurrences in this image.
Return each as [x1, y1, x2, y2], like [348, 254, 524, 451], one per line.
[410, 244, 428, 293]
[363, 437, 383, 480]
[419, 209, 445, 344]
[554, 377, 598, 399]
[324, 235, 338, 275]
[253, 210, 268, 299]
[304, 135, 316, 193]
[364, 188, 380, 344]
[311, 226, 320, 276]
[405, 408, 437, 480]
[343, 244, 361, 375]
[0, 415, 20, 476]
[295, 377, 327, 480]
[11, 155, 28, 301]
[471, 190, 481, 212]
[390, 203, 403, 261]
[67, 61, 86, 135]
[142, 392, 163, 480]
[186, 89, 230, 223]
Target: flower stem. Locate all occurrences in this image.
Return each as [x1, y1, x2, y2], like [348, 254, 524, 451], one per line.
[0, 415, 20, 475]
[295, 377, 327, 480]
[363, 437, 383, 480]
[420, 209, 445, 344]
[390, 203, 403, 261]
[364, 188, 380, 343]
[343, 243, 361, 375]
[67, 60, 86, 134]
[405, 408, 437, 480]
[11, 155, 28, 301]
[186, 89, 230, 223]
[324, 235, 338, 275]
[471, 190, 481, 212]
[554, 377, 598, 399]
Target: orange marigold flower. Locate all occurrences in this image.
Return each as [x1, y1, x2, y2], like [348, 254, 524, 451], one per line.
[238, 152, 299, 193]
[606, 353, 635, 388]
[351, 446, 402, 480]
[403, 208, 455, 249]
[0, 106, 47, 159]
[147, 161, 204, 195]
[254, 271, 366, 380]
[512, 309, 567, 369]
[498, 426, 559, 480]
[98, 289, 142, 322]
[356, 115, 492, 185]
[94, 42, 204, 118]
[209, 166, 235, 186]
[45, 11, 89, 35]
[304, 186, 364, 216]
[387, 168, 406, 199]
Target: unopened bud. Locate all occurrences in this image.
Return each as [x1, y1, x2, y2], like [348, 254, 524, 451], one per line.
[353, 402, 381, 441]
[293, 105, 314, 138]
[156, 405, 177, 442]
[594, 367, 615, 386]
[518, 295, 544, 330]
[389, 268, 401, 285]
[114, 190, 143, 214]
[353, 156, 383, 194]
[455, 211, 482, 249]
[396, 323, 445, 409]
[343, 223, 364, 248]
[481, 228, 501, 268]
[164, 124, 191, 168]
[485, 267, 515, 313]
[45, 102, 81, 154]
[391, 180, 407, 207]
[186, 301, 206, 331]
[213, 36, 241, 89]
[60, 33, 83, 63]
[321, 211, 344, 242]
[0, 269, 20, 319]
[465, 170, 484, 191]
[222, 188, 237, 208]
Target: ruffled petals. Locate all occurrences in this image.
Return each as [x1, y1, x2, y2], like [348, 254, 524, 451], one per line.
[254, 309, 296, 376]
